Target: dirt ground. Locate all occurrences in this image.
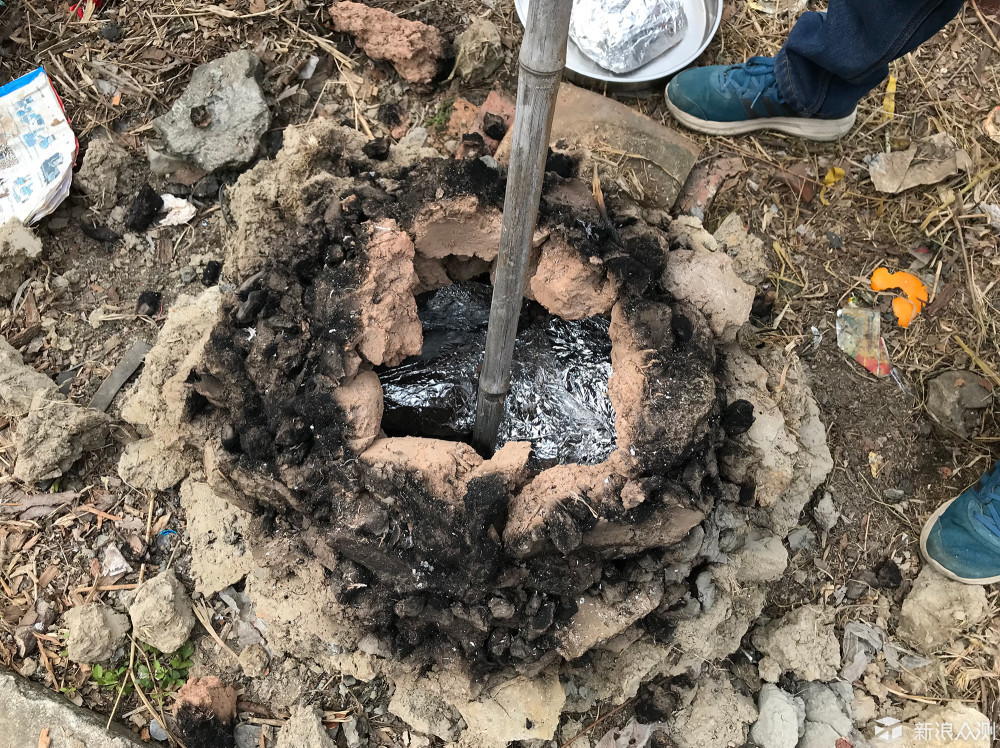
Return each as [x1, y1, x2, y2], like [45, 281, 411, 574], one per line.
[2, 0, 1000, 745]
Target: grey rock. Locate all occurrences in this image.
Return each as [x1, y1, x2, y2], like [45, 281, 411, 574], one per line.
[897, 566, 988, 655]
[74, 138, 131, 205]
[128, 568, 195, 653]
[275, 706, 336, 748]
[0, 220, 44, 303]
[14, 392, 113, 485]
[451, 19, 504, 84]
[153, 50, 271, 173]
[670, 675, 757, 748]
[750, 684, 805, 748]
[787, 527, 816, 551]
[0, 669, 144, 746]
[64, 603, 130, 663]
[0, 337, 57, 418]
[342, 716, 363, 748]
[798, 720, 841, 748]
[812, 493, 839, 532]
[753, 606, 840, 682]
[799, 681, 853, 737]
[239, 643, 270, 678]
[149, 718, 168, 741]
[925, 370, 992, 437]
[235, 724, 263, 748]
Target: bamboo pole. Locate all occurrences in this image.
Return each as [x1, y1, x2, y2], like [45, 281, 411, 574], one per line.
[473, 0, 574, 454]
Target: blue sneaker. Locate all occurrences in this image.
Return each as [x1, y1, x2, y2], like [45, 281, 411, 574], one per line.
[665, 57, 856, 142]
[920, 462, 1000, 585]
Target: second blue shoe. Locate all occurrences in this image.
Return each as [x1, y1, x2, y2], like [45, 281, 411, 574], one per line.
[666, 57, 856, 142]
[920, 461, 1000, 585]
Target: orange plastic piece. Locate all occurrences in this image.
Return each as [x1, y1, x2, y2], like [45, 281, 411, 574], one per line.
[870, 267, 929, 328]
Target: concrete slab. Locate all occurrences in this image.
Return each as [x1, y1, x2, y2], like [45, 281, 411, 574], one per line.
[0, 671, 143, 747]
[550, 83, 700, 209]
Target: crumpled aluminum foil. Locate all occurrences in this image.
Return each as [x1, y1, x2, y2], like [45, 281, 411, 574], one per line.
[569, 0, 689, 74]
[379, 283, 616, 466]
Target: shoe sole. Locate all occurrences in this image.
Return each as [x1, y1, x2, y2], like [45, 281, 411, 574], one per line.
[665, 85, 857, 142]
[918, 497, 1000, 585]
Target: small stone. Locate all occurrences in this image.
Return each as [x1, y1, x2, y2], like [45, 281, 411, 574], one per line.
[235, 724, 263, 748]
[64, 603, 130, 663]
[275, 705, 336, 748]
[845, 579, 869, 601]
[451, 18, 504, 85]
[874, 558, 903, 589]
[722, 399, 755, 437]
[670, 676, 757, 748]
[128, 569, 195, 654]
[202, 260, 223, 286]
[752, 606, 840, 682]
[136, 291, 163, 317]
[0, 219, 44, 302]
[787, 527, 816, 551]
[362, 137, 391, 161]
[750, 684, 805, 748]
[813, 492, 839, 532]
[99, 22, 122, 41]
[898, 566, 988, 655]
[149, 718, 168, 741]
[883, 488, 906, 502]
[152, 51, 271, 173]
[758, 656, 782, 683]
[239, 644, 270, 678]
[125, 185, 163, 232]
[179, 266, 197, 284]
[342, 716, 362, 748]
[329, 2, 444, 84]
[482, 112, 507, 141]
[799, 681, 853, 737]
[926, 370, 993, 437]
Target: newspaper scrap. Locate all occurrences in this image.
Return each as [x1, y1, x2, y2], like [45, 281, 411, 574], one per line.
[0, 68, 78, 225]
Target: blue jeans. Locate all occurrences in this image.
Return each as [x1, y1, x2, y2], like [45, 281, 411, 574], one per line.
[775, 0, 965, 118]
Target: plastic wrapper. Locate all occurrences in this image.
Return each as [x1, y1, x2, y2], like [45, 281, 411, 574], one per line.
[569, 0, 689, 74]
[379, 283, 616, 465]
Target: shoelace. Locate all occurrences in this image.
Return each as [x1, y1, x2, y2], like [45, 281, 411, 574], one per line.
[721, 57, 782, 111]
[973, 462, 1000, 537]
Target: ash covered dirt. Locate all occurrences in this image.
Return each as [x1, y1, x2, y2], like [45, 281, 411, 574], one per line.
[196, 145, 734, 673]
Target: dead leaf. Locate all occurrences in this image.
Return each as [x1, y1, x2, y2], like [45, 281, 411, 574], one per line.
[0, 490, 80, 520]
[882, 75, 897, 122]
[37, 565, 60, 589]
[819, 167, 846, 205]
[869, 451, 885, 478]
[782, 162, 816, 202]
[251, 0, 266, 11]
[985, 105, 1000, 144]
[868, 133, 973, 194]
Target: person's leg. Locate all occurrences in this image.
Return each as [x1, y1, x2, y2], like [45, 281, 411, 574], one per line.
[775, 0, 965, 118]
[666, 0, 964, 140]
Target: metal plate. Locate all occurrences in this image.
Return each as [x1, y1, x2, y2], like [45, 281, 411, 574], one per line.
[513, 0, 722, 86]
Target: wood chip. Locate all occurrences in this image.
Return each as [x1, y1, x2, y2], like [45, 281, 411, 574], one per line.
[89, 340, 153, 412]
[37, 565, 60, 589]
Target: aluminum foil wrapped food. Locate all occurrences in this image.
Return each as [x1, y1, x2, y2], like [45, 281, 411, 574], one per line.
[569, 0, 689, 74]
[379, 283, 616, 466]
